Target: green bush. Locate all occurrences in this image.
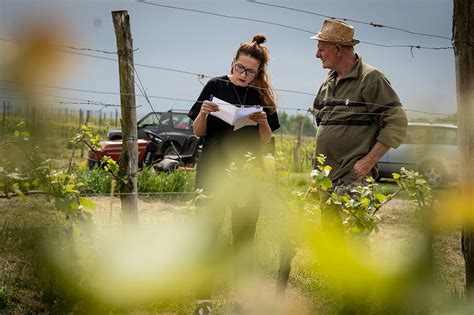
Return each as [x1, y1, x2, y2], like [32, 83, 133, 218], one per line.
[78, 168, 114, 193]
[77, 167, 195, 195]
[137, 167, 195, 193]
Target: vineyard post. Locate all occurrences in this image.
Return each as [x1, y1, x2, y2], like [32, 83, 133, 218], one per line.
[1, 100, 5, 140]
[82, 109, 92, 159]
[79, 109, 84, 158]
[65, 108, 70, 139]
[31, 106, 37, 143]
[293, 114, 304, 172]
[453, 0, 474, 294]
[86, 110, 92, 125]
[99, 110, 103, 131]
[112, 10, 139, 224]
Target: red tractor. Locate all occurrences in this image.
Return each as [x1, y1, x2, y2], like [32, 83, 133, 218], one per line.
[87, 130, 200, 172]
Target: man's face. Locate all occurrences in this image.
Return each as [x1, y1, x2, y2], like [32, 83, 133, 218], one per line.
[315, 41, 338, 70]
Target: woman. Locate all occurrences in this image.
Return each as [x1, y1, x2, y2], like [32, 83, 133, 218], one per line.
[188, 34, 279, 314]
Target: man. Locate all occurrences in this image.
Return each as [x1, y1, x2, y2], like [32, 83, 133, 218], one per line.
[311, 18, 407, 206]
[311, 18, 408, 314]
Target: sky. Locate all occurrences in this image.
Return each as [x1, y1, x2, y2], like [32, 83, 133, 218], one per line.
[0, 0, 456, 120]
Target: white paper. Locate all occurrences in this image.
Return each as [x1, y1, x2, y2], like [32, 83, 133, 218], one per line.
[209, 96, 261, 131]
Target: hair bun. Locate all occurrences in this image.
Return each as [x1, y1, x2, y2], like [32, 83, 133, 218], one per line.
[252, 34, 266, 45]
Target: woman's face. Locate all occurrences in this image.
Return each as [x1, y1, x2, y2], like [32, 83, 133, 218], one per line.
[230, 54, 260, 87]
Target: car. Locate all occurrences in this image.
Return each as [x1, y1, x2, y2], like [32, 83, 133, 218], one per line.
[378, 123, 458, 187]
[107, 110, 196, 156]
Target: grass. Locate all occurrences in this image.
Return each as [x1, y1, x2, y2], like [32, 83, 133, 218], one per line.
[76, 165, 196, 195]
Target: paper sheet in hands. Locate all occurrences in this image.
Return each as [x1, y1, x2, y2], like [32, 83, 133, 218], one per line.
[209, 96, 262, 131]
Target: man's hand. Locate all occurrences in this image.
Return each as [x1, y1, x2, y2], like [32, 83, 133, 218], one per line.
[352, 142, 391, 179]
[352, 156, 376, 179]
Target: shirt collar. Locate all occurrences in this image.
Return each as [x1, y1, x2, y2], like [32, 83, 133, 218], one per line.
[327, 53, 362, 81]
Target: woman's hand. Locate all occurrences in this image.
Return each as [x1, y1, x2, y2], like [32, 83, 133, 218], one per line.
[193, 101, 218, 137]
[200, 101, 219, 115]
[250, 111, 271, 142]
[249, 111, 268, 125]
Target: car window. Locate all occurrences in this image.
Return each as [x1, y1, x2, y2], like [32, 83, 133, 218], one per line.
[138, 113, 161, 128]
[432, 127, 457, 145]
[172, 114, 192, 130]
[404, 127, 430, 144]
[161, 118, 170, 126]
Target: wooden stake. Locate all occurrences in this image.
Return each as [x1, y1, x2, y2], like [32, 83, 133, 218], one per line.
[112, 10, 139, 224]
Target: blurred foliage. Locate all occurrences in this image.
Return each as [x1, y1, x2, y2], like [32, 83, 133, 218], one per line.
[277, 111, 316, 137]
[0, 121, 95, 221]
[310, 155, 433, 235]
[410, 112, 457, 124]
[273, 135, 315, 173]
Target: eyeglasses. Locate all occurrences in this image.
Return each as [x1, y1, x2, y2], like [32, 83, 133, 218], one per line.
[234, 63, 259, 76]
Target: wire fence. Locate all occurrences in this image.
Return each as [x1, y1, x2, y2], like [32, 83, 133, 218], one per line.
[0, 81, 454, 119]
[248, 0, 452, 41]
[137, 0, 456, 51]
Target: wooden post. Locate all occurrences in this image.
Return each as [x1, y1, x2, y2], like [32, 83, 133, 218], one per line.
[65, 108, 70, 140]
[79, 109, 84, 128]
[79, 109, 85, 158]
[30, 106, 37, 143]
[112, 10, 139, 224]
[293, 115, 304, 172]
[86, 110, 92, 124]
[1, 100, 5, 140]
[99, 110, 103, 131]
[453, 0, 474, 294]
[115, 107, 119, 127]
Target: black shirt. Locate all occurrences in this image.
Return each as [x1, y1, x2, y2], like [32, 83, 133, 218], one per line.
[188, 75, 280, 188]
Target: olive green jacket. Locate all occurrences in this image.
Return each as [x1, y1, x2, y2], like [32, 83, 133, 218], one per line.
[313, 54, 408, 182]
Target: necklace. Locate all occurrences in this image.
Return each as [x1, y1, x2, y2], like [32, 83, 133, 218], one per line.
[229, 77, 249, 107]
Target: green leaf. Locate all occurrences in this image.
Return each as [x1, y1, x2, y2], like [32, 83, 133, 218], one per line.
[79, 197, 96, 212]
[316, 154, 325, 165]
[361, 197, 370, 208]
[322, 165, 332, 176]
[375, 193, 387, 203]
[321, 178, 333, 191]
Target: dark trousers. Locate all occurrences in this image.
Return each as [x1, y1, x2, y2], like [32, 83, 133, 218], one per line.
[195, 195, 260, 300]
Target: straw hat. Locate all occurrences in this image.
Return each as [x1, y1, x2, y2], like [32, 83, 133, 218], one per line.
[310, 19, 360, 46]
